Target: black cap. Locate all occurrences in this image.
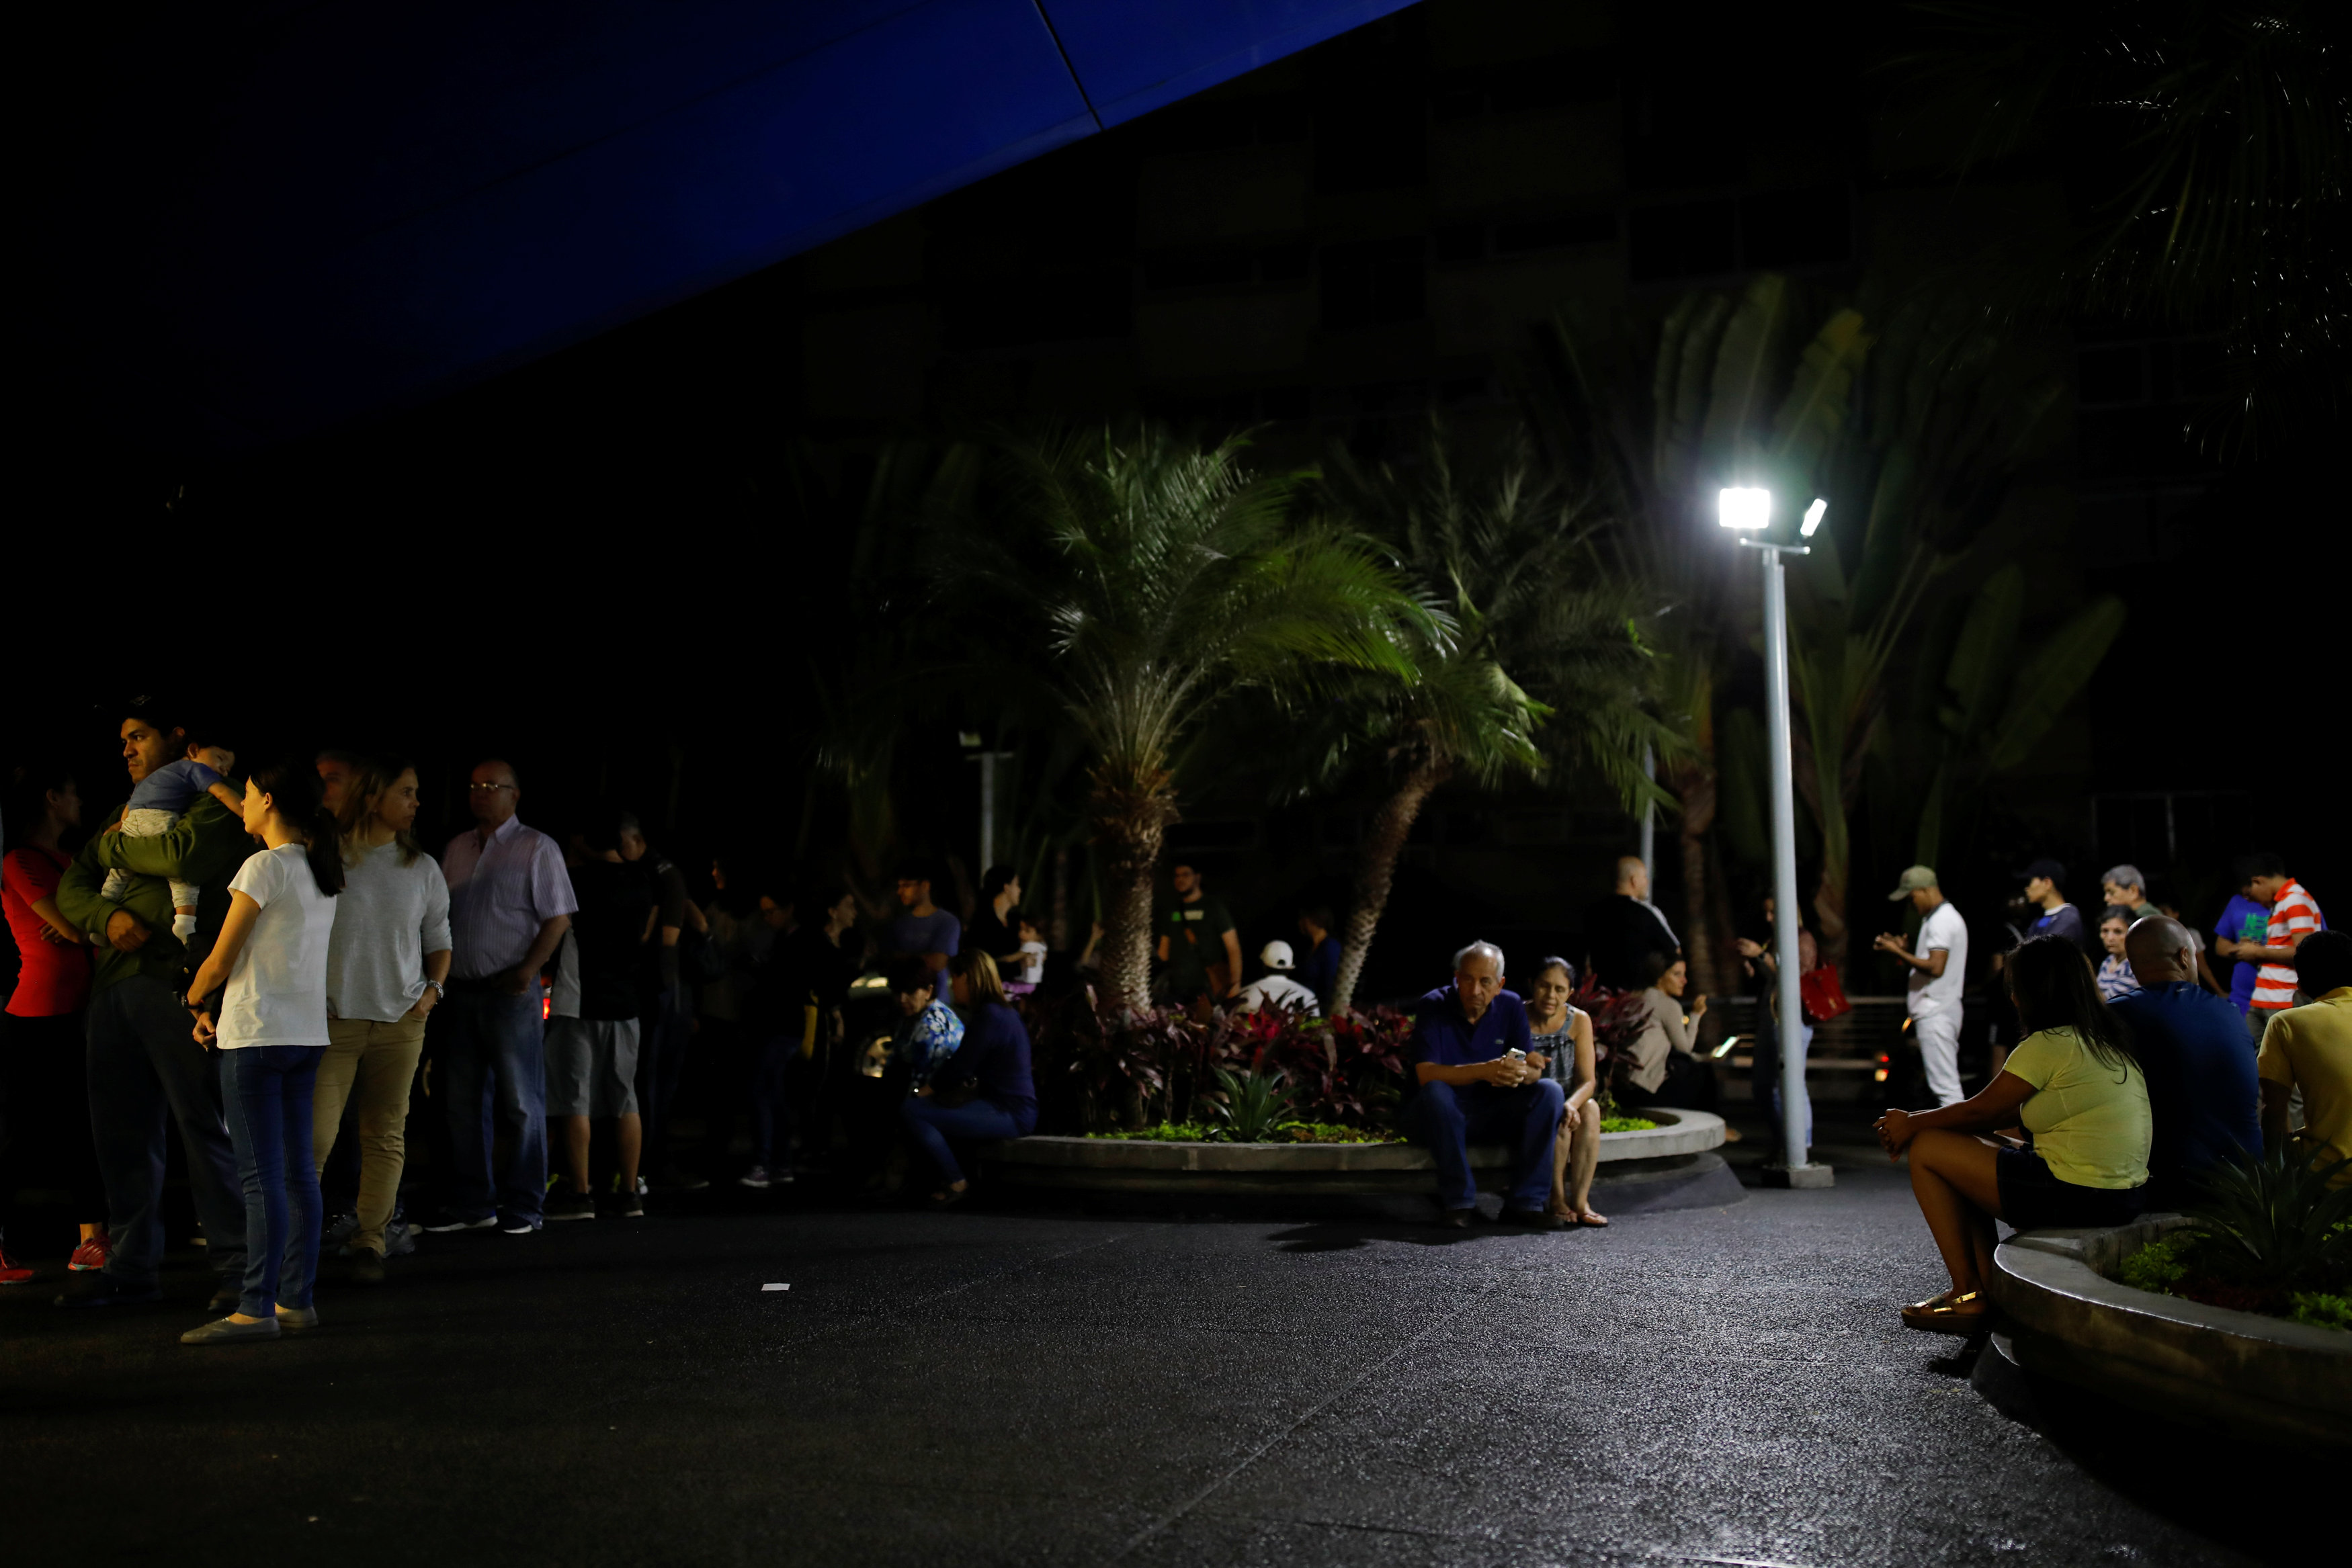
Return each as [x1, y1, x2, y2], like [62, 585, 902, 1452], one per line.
[2019, 858, 2067, 888]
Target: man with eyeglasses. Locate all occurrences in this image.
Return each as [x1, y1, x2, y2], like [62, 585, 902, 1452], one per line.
[423, 759, 574, 1235]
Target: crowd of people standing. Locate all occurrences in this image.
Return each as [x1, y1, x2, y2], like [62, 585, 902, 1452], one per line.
[1, 700, 1048, 1326]
[4, 697, 2341, 1342]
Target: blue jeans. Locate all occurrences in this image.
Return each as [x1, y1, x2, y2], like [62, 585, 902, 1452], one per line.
[636, 986, 693, 1168]
[437, 986, 547, 1227]
[748, 1032, 796, 1167]
[900, 1098, 1029, 1186]
[219, 1045, 325, 1316]
[1751, 1013, 1814, 1153]
[85, 973, 248, 1289]
[1402, 1078, 1563, 1212]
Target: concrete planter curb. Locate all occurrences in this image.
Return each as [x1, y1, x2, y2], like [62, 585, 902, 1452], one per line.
[981, 1110, 1736, 1212]
[990, 1107, 1724, 1173]
[1986, 1215, 2352, 1446]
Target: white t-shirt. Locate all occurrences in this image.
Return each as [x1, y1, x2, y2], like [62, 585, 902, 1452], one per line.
[1017, 939, 1047, 986]
[1234, 973, 1320, 1014]
[1908, 901, 1968, 1018]
[221, 843, 339, 1049]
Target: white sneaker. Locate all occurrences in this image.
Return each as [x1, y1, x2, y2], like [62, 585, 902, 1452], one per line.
[738, 1167, 772, 1190]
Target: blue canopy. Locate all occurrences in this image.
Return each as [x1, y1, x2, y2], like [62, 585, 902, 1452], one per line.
[62, 1, 1412, 450]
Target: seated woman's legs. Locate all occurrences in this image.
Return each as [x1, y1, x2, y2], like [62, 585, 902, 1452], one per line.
[1548, 1099, 1603, 1221]
[1905, 1129, 2001, 1295]
[899, 1098, 1023, 1192]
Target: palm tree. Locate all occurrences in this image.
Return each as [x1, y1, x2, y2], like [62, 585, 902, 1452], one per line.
[1310, 427, 1667, 1013]
[956, 427, 1420, 1015]
[1895, 1, 2346, 451]
[1782, 298, 2069, 965]
[1534, 274, 1868, 990]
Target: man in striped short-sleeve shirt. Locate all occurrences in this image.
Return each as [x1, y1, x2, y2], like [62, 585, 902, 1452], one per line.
[2242, 855, 2324, 1047]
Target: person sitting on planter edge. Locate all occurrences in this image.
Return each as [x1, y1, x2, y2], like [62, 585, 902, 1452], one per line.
[2111, 914, 2259, 1209]
[885, 954, 963, 1088]
[1401, 941, 1565, 1231]
[900, 951, 1036, 1207]
[1620, 952, 1729, 1134]
[2257, 930, 2352, 1180]
[1874, 934, 2150, 1336]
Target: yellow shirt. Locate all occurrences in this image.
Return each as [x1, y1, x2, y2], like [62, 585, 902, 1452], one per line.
[2257, 988, 2352, 1182]
[2004, 1026, 2150, 1189]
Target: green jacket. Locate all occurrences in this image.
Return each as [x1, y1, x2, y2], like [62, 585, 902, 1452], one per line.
[55, 794, 253, 992]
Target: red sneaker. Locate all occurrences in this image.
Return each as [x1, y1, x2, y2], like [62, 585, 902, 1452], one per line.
[69, 1233, 113, 1272]
[0, 1248, 35, 1285]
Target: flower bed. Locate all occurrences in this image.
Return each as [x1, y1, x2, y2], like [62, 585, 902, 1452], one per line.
[2118, 1234, 2351, 1332]
[1985, 1217, 2352, 1445]
[1020, 979, 1663, 1141]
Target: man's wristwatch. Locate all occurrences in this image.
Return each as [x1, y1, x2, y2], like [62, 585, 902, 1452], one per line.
[423, 979, 446, 999]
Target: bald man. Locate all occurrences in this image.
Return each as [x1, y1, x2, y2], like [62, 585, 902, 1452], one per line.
[1583, 857, 1679, 992]
[2111, 915, 2260, 1207]
[425, 758, 576, 1235]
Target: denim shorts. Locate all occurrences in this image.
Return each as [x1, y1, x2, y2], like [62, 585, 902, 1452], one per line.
[1996, 1147, 2145, 1231]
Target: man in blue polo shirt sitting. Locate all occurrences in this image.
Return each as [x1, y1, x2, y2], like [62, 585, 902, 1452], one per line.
[1402, 940, 1566, 1229]
[2113, 914, 2259, 1209]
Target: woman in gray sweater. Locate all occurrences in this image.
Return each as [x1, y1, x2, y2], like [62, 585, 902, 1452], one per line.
[317, 758, 452, 1281]
[1620, 954, 1725, 1123]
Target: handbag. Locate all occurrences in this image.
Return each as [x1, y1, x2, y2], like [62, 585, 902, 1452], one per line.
[1798, 963, 1852, 1024]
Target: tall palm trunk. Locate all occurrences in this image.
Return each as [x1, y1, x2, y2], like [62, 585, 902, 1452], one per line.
[1667, 760, 1724, 998]
[1091, 763, 1174, 1016]
[1792, 739, 1851, 971]
[1812, 799, 1851, 975]
[1331, 755, 1452, 1016]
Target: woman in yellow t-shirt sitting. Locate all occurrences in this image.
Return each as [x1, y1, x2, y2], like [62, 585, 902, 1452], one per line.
[1875, 935, 2150, 1335]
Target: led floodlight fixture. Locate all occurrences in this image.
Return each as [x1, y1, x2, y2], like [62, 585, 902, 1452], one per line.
[1718, 487, 1771, 530]
[1801, 498, 1827, 537]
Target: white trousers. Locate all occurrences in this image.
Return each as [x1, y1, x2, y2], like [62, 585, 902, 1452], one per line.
[1913, 1008, 1964, 1106]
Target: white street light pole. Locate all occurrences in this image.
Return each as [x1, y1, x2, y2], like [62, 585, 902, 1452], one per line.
[1638, 745, 1655, 879]
[1720, 488, 1832, 1188]
[962, 736, 1015, 871]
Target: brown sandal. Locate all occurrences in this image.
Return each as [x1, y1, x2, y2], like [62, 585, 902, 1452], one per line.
[1575, 1210, 1610, 1227]
[1900, 1288, 1988, 1336]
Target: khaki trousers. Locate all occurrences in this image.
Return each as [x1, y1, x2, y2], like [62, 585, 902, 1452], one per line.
[316, 1015, 428, 1255]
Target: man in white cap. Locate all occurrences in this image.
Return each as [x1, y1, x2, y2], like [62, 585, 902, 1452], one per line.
[1232, 941, 1320, 1015]
[1874, 866, 1968, 1106]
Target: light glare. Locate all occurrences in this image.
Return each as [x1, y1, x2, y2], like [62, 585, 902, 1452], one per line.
[1718, 487, 1771, 530]
[1801, 498, 1827, 537]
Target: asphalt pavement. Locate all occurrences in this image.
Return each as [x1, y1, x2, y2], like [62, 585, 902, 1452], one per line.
[1, 1131, 2319, 1567]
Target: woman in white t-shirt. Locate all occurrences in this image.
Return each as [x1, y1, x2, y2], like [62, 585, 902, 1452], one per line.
[179, 760, 345, 1345]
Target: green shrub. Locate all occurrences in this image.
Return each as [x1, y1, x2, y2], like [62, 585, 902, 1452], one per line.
[2117, 1236, 2189, 1293]
[2180, 1142, 2352, 1298]
[1100, 1121, 1216, 1142]
[1094, 1119, 1400, 1145]
[2287, 1292, 2352, 1332]
[1277, 1121, 1398, 1144]
[1598, 1117, 1656, 1133]
[1212, 1066, 1294, 1141]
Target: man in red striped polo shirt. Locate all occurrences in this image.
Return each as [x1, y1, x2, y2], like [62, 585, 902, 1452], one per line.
[2239, 854, 2325, 1047]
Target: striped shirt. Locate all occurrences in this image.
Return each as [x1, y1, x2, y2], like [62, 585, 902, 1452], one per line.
[2251, 881, 2324, 1011]
[2096, 955, 2142, 1004]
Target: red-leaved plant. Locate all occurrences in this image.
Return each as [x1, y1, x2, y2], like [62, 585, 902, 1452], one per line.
[1570, 975, 1648, 1113]
[1023, 988, 1412, 1133]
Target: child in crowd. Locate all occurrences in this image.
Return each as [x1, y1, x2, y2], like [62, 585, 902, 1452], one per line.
[1014, 912, 1048, 988]
[2095, 908, 2140, 1003]
[100, 740, 244, 940]
[886, 955, 964, 1088]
